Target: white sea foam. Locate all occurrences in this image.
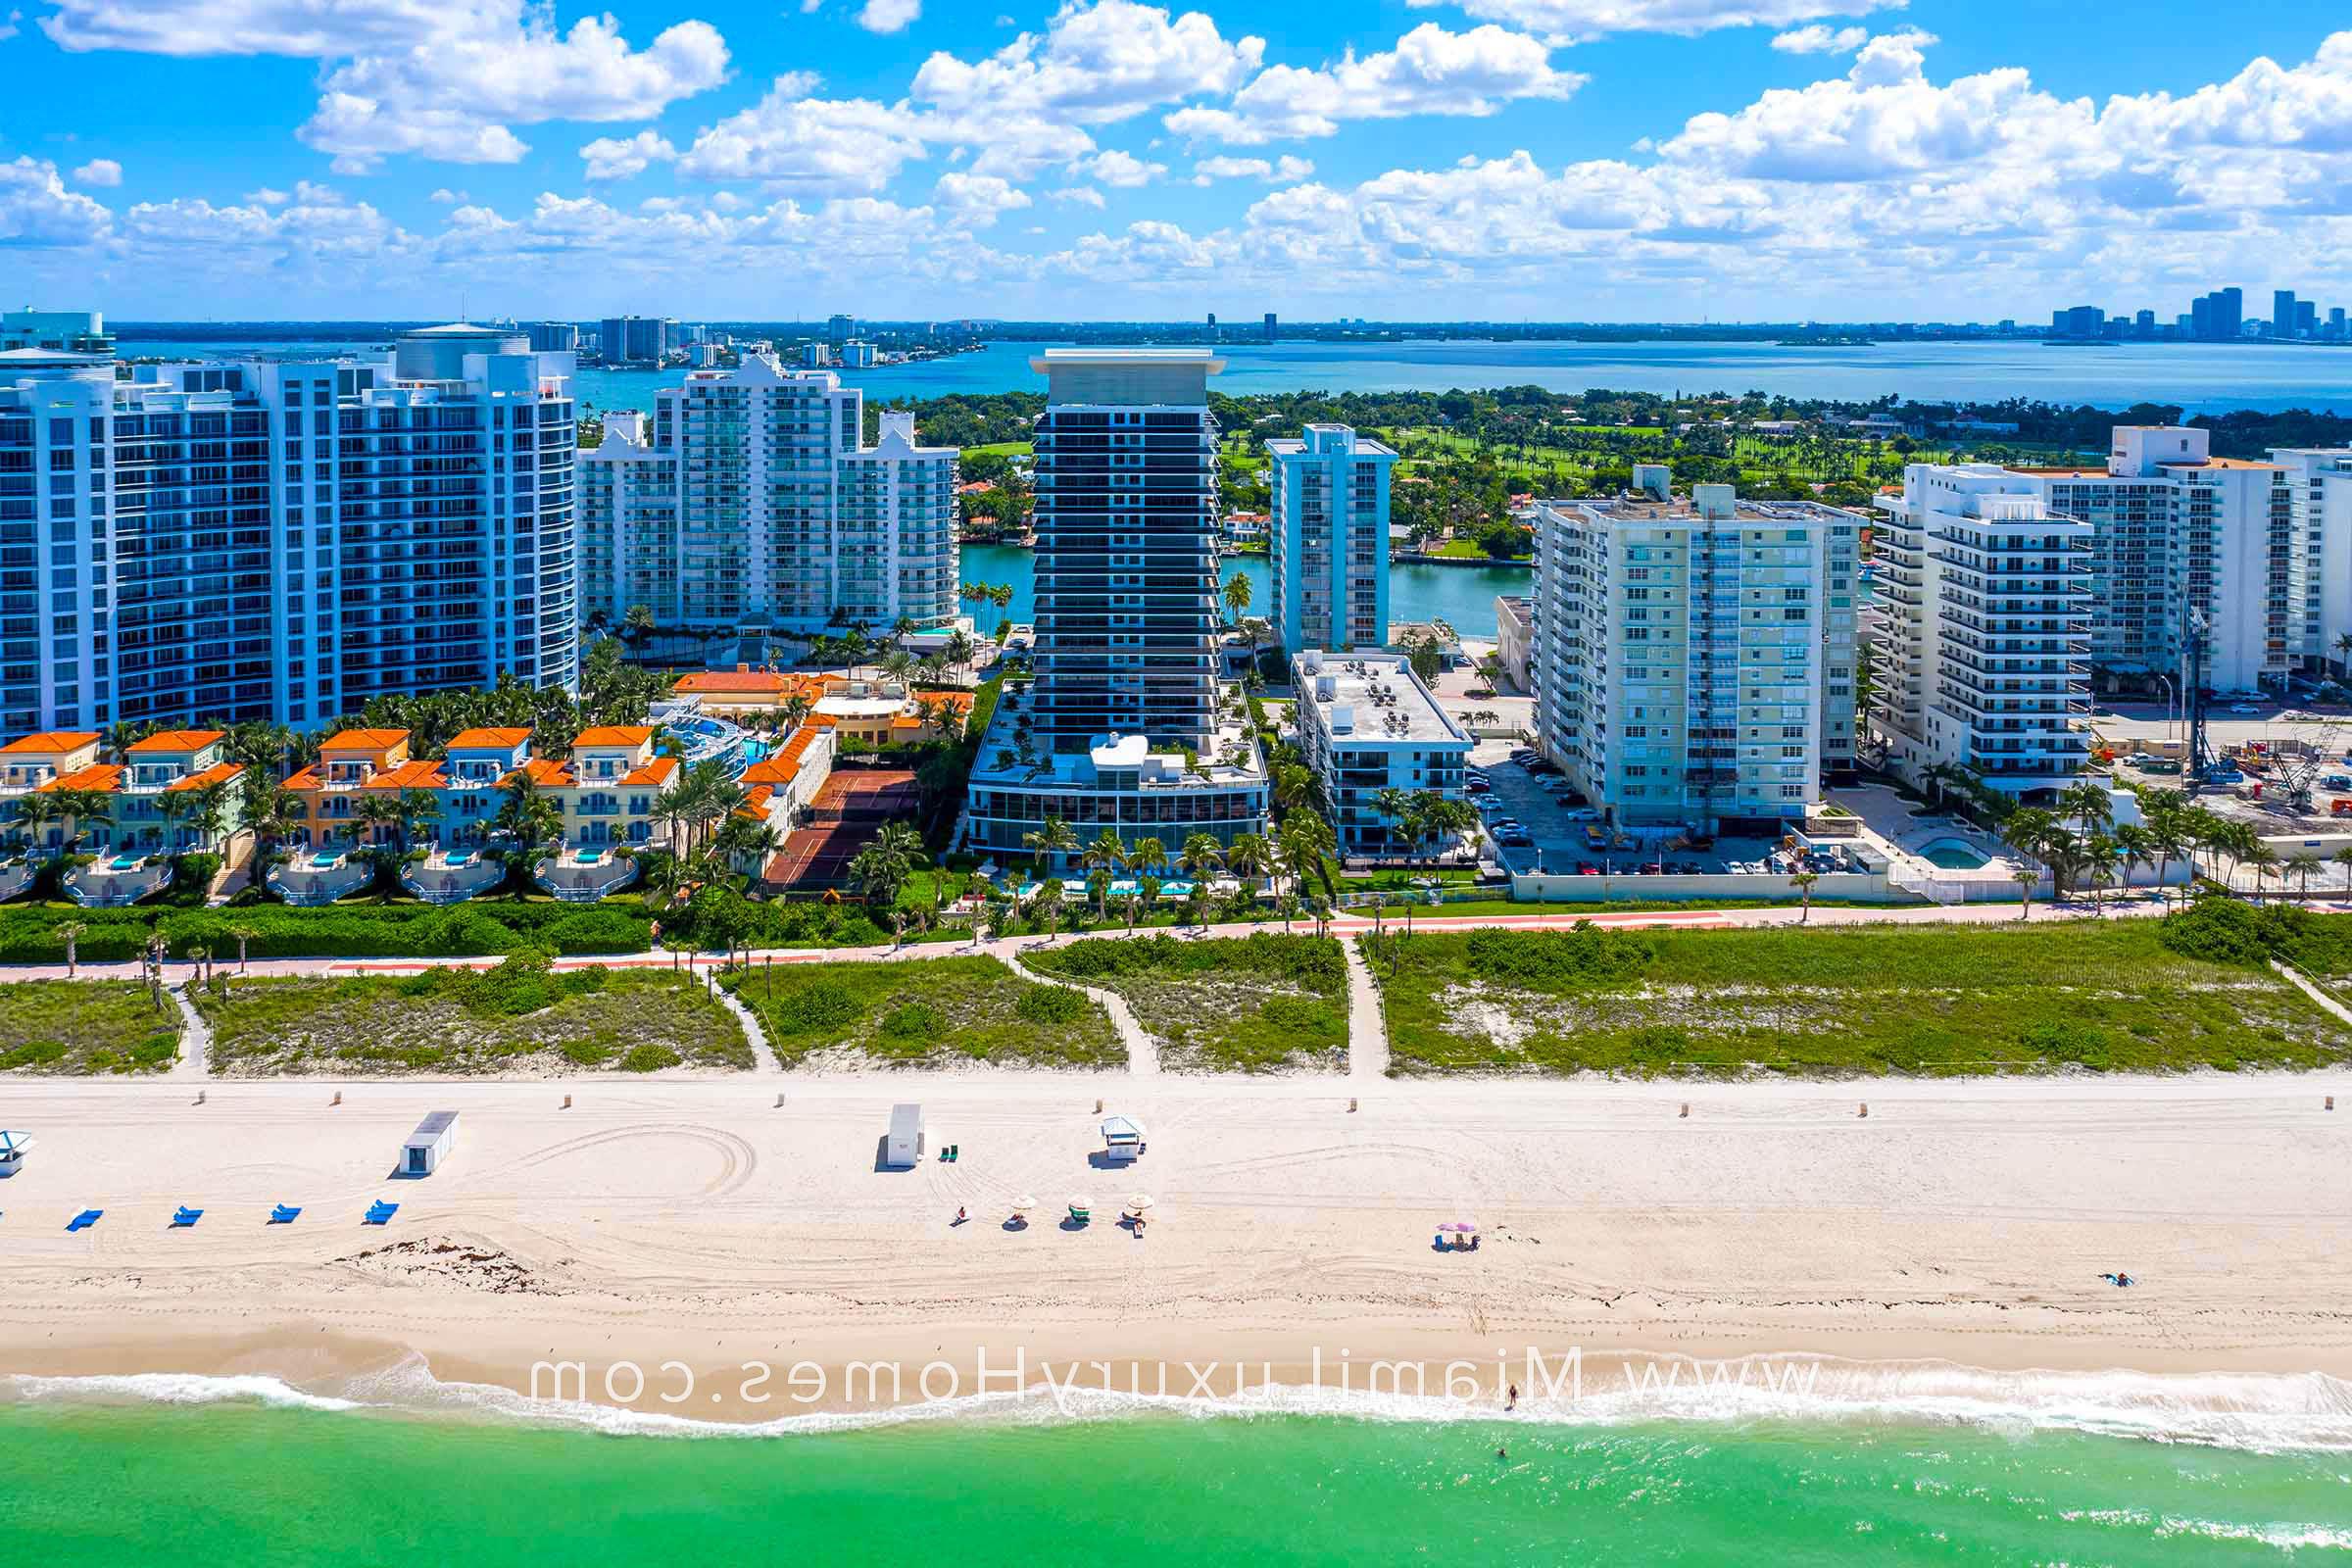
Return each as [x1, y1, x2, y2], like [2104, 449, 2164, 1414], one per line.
[1, 1370, 364, 1413]
[7, 1353, 2352, 1454]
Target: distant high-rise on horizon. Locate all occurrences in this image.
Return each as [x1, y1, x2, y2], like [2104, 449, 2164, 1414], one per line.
[599, 315, 669, 365]
[1263, 313, 1278, 343]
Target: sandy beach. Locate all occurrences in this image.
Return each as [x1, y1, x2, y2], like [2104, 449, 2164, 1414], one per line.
[1, 1069, 2348, 1425]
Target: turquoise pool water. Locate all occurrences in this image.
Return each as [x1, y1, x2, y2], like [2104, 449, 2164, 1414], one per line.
[1919, 839, 1989, 870]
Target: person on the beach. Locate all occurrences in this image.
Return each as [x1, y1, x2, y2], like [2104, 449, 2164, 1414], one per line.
[955, 1206, 965, 1225]
[1506, 1383, 1518, 1412]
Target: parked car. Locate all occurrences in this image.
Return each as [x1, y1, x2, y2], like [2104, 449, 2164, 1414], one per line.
[1557, 807, 1601, 822]
[2228, 703, 2262, 714]
[1577, 862, 1601, 875]
[1526, 760, 1561, 776]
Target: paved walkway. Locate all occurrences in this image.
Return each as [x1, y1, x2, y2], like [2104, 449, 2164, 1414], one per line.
[1341, 934, 1389, 1079]
[704, 970, 779, 1075]
[164, 982, 209, 1082]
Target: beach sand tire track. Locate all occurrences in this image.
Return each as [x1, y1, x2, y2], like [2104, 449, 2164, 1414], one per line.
[499, 1124, 759, 1198]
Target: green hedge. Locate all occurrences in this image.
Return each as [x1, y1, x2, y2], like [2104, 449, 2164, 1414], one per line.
[0, 904, 657, 964]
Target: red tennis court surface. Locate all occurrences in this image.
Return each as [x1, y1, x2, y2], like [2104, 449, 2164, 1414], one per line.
[761, 767, 921, 888]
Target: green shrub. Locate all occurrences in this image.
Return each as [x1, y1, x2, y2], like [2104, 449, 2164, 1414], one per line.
[879, 1002, 947, 1042]
[562, 1039, 616, 1067]
[2156, 898, 2274, 966]
[775, 982, 862, 1032]
[1014, 985, 1089, 1024]
[1462, 925, 1655, 988]
[0, 1040, 68, 1069]
[620, 1044, 681, 1072]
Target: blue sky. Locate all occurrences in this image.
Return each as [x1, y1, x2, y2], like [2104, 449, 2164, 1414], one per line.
[2, 0, 2350, 321]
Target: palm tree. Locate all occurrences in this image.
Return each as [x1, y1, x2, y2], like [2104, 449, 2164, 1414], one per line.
[2112, 822, 2156, 908]
[2335, 844, 2352, 904]
[2240, 838, 2281, 904]
[1128, 836, 1168, 880]
[493, 775, 565, 898]
[1789, 869, 1819, 922]
[1177, 832, 1225, 883]
[1372, 786, 1412, 860]
[2289, 850, 2326, 904]
[2334, 631, 2352, 678]
[1224, 831, 1271, 898]
[1021, 813, 1078, 876]
[1034, 877, 1066, 942]
[100, 719, 146, 765]
[636, 847, 689, 910]
[52, 787, 113, 853]
[848, 821, 927, 908]
[1082, 829, 1128, 917]
[54, 919, 87, 976]
[9, 792, 58, 853]
[2012, 866, 2038, 920]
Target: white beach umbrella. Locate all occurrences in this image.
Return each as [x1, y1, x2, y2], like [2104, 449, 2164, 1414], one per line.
[1126, 1194, 1154, 1213]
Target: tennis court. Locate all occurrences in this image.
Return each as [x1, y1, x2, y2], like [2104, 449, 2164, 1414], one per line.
[761, 767, 921, 888]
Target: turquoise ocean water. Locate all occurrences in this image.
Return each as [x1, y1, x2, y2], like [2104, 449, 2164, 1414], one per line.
[1, 1390, 2347, 1565]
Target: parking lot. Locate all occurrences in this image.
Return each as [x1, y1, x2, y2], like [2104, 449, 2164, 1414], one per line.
[1466, 741, 1871, 885]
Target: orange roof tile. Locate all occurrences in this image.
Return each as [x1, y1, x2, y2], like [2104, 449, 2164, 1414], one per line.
[36, 762, 123, 794]
[163, 760, 245, 792]
[733, 784, 775, 821]
[446, 727, 532, 750]
[572, 725, 654, 748]
[503, 758, 576, 789]
[911, 689, 976, 710]
[674, 670, 791, 695]
[621, 755, 680, 787]
[0, 731, 99, 755]
[128, 728, 225, 754]
[318, 727, 410, 755]
[742, 722, 827, 785]
[363, 759, 447, 790]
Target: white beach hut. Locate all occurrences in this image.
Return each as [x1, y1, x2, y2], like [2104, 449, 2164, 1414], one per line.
[402, 1111, 458, 1177]
[1100, 1115, 1147, 1163]
[885, 1103, 924, 1168]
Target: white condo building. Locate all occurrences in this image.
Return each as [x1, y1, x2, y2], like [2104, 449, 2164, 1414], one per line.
[1265, 423, 1396, 653]
[1872, 465, 2093, 795]
[577, 355, 959, 636]
[1997, 426, 2293, 693]
[0, 322, 576, 735]
[1292, 649, 1469, 857]
[2273, 448, 2352, 670]
[1529, 476, 1861, 831]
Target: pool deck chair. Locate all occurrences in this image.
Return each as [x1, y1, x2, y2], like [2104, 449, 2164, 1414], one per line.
[171, 1205, 204, 1228]
[363, 1200, 398, 1226]
[269, 1203, 302, 1225]
[66, 1208, 102, 1232]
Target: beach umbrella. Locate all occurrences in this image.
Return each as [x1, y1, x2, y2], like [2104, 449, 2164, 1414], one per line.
[1067, 1194, 1091, 1217]
[1010, 1195, 1037, 1212]
[1125, 1194, 1154, 1213]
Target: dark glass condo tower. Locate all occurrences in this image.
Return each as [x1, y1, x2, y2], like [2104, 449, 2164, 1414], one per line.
[1027, 349, 1223, 754]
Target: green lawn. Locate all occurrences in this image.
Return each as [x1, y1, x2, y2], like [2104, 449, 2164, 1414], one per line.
[1025, 933, 1348, 1071]
[720, 954, 1120, 1068]
[1365, 920, 2352, 1077]
[964, 441, 1034, 458]
[0, 981, 181, 1074]
[192, 961, 752, 1075]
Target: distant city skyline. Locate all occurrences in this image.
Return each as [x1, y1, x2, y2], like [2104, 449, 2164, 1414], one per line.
[1, 2, 2349, 320]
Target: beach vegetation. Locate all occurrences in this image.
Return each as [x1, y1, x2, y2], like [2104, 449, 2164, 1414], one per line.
[1365, 919, 2352, 1076]
[1026, 934, 1348, 1071]
[720, 955, 1120, 1068]
[0, 980, 180, 1075]
[191, 962, 751, 1075]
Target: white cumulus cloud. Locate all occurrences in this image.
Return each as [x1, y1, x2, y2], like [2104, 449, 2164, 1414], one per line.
[71, 158, 122, 186]
[1398, 0, 1902, 42]
[857, 0, 920, 32]
[1770, 24, 1868, 53]
[1166, 24, 1584, 145]
[580, 129, 678, 181]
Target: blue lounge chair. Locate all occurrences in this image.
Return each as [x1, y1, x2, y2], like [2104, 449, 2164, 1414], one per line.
[363, 1200, 398, 1226]
[269, 1203, 301, 1225]
[66, 1208, 101, 1232]
[171, 1205, 203, 1228]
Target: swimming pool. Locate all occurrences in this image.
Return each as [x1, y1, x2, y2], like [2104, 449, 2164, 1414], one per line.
[1919, 838, 1989, 870]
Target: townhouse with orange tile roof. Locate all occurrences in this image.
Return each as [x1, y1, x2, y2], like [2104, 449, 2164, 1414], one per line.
[0, 728, 253, 902]
[542, 725, 680, 851]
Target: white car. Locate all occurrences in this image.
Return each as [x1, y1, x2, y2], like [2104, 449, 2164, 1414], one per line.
[2227, 703, 2262, 714]
[1557, 807, 1602, 821]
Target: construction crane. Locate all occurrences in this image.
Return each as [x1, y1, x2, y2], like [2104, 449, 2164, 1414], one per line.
[2182, 609, 2218, 789]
